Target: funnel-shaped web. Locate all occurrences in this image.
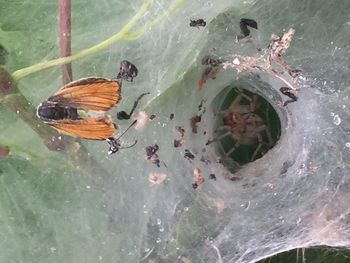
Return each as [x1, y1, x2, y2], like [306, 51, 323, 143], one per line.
[0, 0, 350, 262]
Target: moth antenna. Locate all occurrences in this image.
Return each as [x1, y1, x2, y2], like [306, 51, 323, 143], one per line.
[127, 92, 150, 117]
[116, 120, 137, 140]
[117, 92, 150, 120]
[120, 140, 138, 149]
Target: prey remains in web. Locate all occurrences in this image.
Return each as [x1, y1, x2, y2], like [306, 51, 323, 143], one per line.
[37, 60, 149, 155]
[230, 28, 303, 106]
[201, 26, 305, 107]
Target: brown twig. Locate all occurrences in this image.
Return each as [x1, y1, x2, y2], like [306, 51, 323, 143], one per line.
[58, 0, 72, 84]
[0, 144, 9, 158]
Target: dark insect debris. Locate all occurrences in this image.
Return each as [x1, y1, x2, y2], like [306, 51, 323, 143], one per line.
[174, 126, 185, 148]
[192, 168, 204, 189]
[117, 92, 150, 120]
[117, 60, 138, 82]
[198, 66, 221, 90]
[200, 156, 210, 165]
[149, 114, 156, 120]
[184, 149, 195, 162]
[198, 99, 206, 112]
[145, 144, 160, 167]
[288, 69, 303, 80]
[169, 113, 174, 120]
[190, 115, 201, 134]
[280, 87, 298, 106]
[205, 139, 214, 146]
[201, 55, 223, 67]
[209, 174, 216, 180]
[239, 18, 258, 37]
[190, 19, 206, 27]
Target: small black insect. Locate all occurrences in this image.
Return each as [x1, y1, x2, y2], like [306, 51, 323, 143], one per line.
[169, 113, 174, 120]
[239, 18, 258, 37]
[201, 55, 223, 67]
[117, 60, 138, 82]
[190, 19, 206, 27]
[280, 87, 298, 106]
[149, 114, 156, 120]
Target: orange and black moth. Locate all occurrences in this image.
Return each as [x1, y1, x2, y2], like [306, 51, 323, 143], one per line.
[37, 60, 141, 154]
[37, 77, 120, 140]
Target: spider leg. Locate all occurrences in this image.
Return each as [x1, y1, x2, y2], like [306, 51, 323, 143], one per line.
[215, 128, 243, 157]
[120, 140, 138, 149]
[215, 125, 232, 133]
[210, 129, 232, 143]
[264, 126, 274, 147]
[251, 133, 263, 161]
[224, 141, 241, 157]
[218, 92, 244, 116]
[254, 124, 273, 147]
[250, 94, 258, 112]
[238, 89, 254, 103]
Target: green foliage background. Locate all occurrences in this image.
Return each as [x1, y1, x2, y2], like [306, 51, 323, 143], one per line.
[1, 0, 350, 262]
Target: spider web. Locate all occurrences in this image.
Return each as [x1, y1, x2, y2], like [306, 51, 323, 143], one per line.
[1, 0, 350, 262]
[100, 0, 350, 261]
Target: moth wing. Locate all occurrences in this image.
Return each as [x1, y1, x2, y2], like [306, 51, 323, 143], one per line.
[49, 116, 117, 140]
[48, 78, 121, 111]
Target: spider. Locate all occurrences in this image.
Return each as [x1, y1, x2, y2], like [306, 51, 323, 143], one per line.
[210, 89, 273, 161]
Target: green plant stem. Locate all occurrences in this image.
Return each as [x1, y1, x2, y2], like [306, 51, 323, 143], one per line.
[11, 0, 187, 81]
[12, 0, 151, 81]
[133, 0, 187, 37]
